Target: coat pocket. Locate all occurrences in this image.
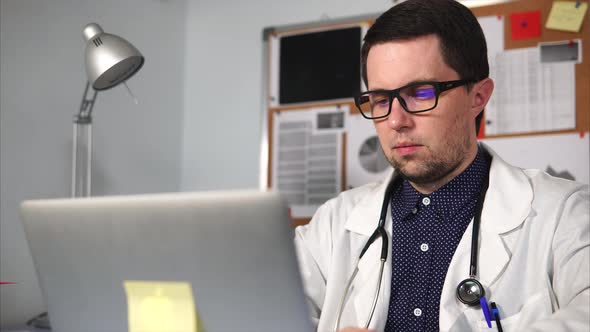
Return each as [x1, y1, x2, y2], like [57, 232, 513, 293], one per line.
[475, 288, 553, 331]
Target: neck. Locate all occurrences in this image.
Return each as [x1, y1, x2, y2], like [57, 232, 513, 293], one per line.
[410, 144, 480, 195]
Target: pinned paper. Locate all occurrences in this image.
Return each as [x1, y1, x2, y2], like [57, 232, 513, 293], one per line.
[539, 39, 582, 63]
[124, 281, 204, 332]
[510, 10, 542, 40]
[546, 1, 588, 32]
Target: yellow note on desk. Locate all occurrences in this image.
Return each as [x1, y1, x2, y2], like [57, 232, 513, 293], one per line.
[124, 281, 205, 332]
[546, 1, 588, 32]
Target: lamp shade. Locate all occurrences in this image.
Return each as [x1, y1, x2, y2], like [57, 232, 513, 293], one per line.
[83, 23, 144, 90]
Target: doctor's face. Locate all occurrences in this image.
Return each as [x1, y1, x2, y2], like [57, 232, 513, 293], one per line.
[366, 35, 485, 191]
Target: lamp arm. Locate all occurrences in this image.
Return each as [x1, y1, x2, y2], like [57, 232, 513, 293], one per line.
[76, 81, 98, 123]
[72, 82, 98, 197]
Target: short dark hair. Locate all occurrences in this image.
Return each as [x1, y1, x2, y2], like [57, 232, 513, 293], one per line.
[361, 0, 488, 133]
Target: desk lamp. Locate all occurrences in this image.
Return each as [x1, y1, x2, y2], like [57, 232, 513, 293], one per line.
[72, 23, 144, 197]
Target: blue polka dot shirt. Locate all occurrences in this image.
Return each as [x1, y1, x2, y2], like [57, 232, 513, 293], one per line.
[384, 147, 491, 332]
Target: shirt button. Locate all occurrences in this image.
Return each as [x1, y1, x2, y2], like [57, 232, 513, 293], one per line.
[414, 308, 423, 317]
[420, 243, 429, 252]
[422, 197, 431, 206]
[412, 207, 418, 214]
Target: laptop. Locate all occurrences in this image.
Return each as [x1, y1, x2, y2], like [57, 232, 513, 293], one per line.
[20, 190, 313, 332]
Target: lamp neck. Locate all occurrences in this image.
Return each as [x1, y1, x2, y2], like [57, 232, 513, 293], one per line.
[76, 81, 97, 124]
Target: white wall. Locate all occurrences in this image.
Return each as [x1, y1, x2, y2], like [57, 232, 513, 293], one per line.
[180, 0, 392, 191]
[0, 0, 187, 327]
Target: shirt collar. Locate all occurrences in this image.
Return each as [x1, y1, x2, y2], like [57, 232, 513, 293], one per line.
[394, 180, 422, 219]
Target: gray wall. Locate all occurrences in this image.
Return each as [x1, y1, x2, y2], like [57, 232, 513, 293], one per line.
[0, 0, 187, 327]
[1, 0, 391, 326]
[180, 0, 390, 190]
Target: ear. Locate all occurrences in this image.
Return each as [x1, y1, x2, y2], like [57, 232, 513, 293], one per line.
[470, 77, 494, 118]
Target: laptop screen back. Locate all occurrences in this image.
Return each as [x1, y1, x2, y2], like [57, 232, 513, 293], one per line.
[20, 190, 313, 332]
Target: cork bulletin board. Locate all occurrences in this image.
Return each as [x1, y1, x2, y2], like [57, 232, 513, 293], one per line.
[261, 0, 589, 225]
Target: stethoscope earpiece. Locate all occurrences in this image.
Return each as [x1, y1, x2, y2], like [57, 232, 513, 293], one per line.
[456, 278, 485, 306]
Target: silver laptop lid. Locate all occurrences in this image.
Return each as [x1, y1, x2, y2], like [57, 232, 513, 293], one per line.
[20, 190, 313, 332]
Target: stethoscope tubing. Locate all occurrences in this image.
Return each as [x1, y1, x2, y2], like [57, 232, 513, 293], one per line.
[333, 179, 396, 332]
[333, 266, 358, 332]
[366, 258, 387, 327]
[333, 152, 490, 331]
[332, 251, 387, 332]
[469, 173, 489, 278]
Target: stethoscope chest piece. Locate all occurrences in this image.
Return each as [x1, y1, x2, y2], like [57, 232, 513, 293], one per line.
[456, 278, 485, 306]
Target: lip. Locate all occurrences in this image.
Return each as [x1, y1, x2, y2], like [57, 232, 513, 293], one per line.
[393, 144, 422, 156]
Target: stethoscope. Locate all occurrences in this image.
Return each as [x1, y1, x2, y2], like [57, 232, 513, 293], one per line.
[333, 166, 491, 332]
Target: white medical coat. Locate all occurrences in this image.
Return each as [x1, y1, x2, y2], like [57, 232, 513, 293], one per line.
[295, 144, 589, 332]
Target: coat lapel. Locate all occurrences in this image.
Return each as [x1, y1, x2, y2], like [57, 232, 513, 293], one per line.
[439, 143, 533, 331]
[344, 170, 396, 330]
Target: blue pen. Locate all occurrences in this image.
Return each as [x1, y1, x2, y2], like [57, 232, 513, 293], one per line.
[480, 297, 492, 328]
[490, 302, 504, 332]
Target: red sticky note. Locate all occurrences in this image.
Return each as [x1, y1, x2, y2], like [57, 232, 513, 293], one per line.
[510, 10, 541, 40]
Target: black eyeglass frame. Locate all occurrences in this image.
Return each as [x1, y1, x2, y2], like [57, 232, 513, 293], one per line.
[354, 79, 475, 119]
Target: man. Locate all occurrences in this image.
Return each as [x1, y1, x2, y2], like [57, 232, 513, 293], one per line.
[294, 0, 590, 331]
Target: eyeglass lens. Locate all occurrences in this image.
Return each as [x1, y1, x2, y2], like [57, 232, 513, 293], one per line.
[358, 83, 437, 118]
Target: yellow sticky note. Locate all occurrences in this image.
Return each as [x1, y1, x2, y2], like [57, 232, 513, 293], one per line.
[124, 281, 205, 332]
[546, 1, 588, 32]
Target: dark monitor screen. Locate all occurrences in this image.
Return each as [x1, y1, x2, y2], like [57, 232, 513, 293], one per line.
[279, 27, 362, 104]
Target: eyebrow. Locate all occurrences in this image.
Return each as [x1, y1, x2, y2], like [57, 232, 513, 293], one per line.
[368, 77, 439, 91]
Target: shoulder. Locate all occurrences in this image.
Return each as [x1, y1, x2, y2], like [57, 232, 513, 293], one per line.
[524, 169, 589, 225]
[295, 175, 390, 240]
[483, 143, 588, 234]
[524, 168, 588, 198]
[483, 142, 588, 205]
[492, 149, 588, 230]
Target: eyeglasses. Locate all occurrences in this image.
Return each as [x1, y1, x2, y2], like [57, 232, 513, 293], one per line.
[354, 79, 474, 119]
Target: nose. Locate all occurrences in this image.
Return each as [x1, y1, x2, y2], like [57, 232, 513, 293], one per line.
[387, 96, 413, 131]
